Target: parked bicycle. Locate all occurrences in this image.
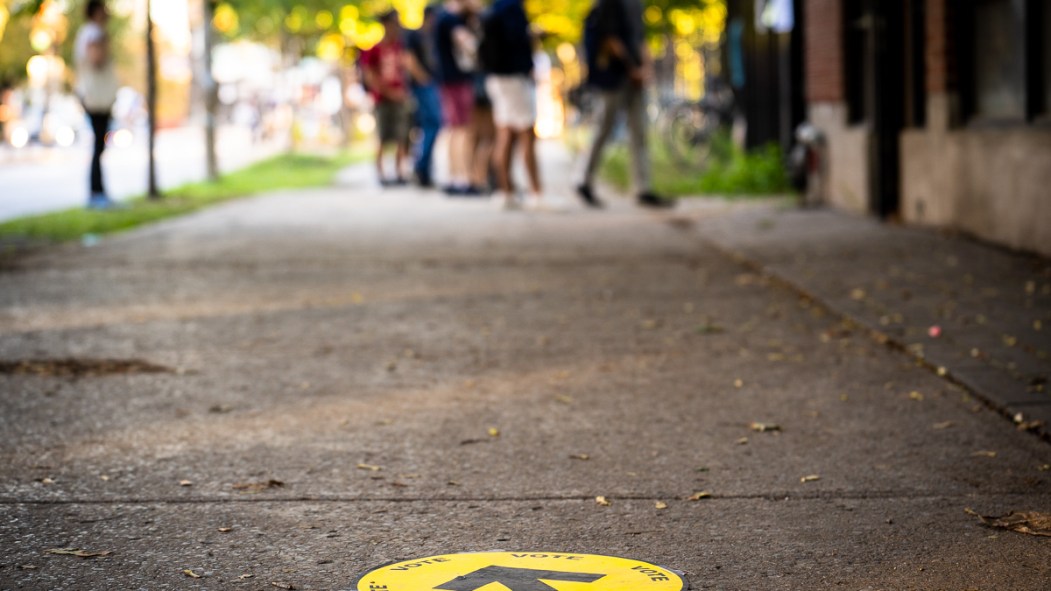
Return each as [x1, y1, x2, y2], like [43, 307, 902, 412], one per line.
[657, 81, 735, 170]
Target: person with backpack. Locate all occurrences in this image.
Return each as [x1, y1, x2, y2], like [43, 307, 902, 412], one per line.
[576, 0, 674, 209]
[480, 0, 546, 210]
[434, 0, 482, 195]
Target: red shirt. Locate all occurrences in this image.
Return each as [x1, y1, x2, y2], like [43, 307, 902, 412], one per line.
[361, 40, 407, 102]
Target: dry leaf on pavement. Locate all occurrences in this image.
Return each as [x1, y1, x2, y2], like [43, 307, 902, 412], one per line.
[800, 475, 821, 483]
[655, 501, 668, 510]
[271, 582, 296, 590]
[569, 453, 590, 461]
[686, 491, 712, 501]
[595, 496, 611, 507]
[182, 569, 201, 578]
[749, 422, 781, 432]
[45, 548, 112, 558]
[972, 450, 997, 458]
[965, 508, 1051, 537]
[488, 427, 501, 438]
[357, 463, 382, 471]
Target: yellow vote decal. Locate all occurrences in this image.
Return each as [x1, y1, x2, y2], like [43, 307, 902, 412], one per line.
[354, 551, 689, 591]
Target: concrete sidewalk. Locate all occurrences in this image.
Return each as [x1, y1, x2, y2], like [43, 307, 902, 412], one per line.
[0, 152, 1049, 590]
[692, 203, 1051, 438]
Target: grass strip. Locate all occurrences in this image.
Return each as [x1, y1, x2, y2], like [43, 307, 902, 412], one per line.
[0, 149, 366, 244]
[599, 132, 791, 197]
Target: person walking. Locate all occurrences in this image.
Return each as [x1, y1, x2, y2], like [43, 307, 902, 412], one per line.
[403, 5, 442, 188]
[576, 0, 674, 209]
[361, 10, 411, 186]
[74, 0, 121, 210]
[481, 0, 543, 210]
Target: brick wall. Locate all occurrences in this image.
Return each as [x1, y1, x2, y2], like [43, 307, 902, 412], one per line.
[805, 0, 844, 103]
[926, 0, 948, 93]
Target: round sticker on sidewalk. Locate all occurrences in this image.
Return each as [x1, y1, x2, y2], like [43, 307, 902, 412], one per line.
[354, 551, 688, 591]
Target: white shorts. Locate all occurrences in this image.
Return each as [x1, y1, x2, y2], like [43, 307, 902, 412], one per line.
[486, 75, 537, 130]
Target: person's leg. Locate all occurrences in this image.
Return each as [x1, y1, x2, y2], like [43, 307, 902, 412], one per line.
[624, 85, 651, 195]
[492, 126, 513, 193]
[88, 112, 109, 198]
[575, 88, 621, 206]
[469, 106, 494, 192]
[519, 128, 541, 195]
[414, 85, 441, 185]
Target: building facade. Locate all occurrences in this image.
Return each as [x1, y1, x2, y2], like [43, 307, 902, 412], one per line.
[805, 0, 1051, 256]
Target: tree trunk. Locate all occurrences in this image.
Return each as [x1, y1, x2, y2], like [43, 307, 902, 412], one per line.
[146, 0, 160, 199]
[202, 0, 219, 180]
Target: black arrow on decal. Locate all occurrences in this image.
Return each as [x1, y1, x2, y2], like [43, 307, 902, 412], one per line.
[434, 565, 605, 591]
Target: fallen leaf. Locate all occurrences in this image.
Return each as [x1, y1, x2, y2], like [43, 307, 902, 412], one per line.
[932, 421, 954, 430]
[555, 394, 574, 405]
[569, 453, 590, 461]
[749, 422, 781, 432]
[850, 288, 866, 301]
[218, 527, 233, 533]
[179, 479, 193, 487]
[232, 479, 284, 493]
[1038, 464, 1050, 472]
[686, 491, 712, 501]
[238, 574, 254, 580]
[655, 501, 668, 510]
[909, 391, 924, 401]
[18, 564, 37, 570]
[488, 427, 501, 438]
[1003, 335, 1018, 347]
[356, 463, 382, 472]
[1017, 420, 1045, 432]
[733, 379, 744, 388]
[972, 450, 997, 458]
[46, 548, 113, 558]
[936, 366, 948, 377]
[965, 508, 1051, 537]
[800, 475, 821, 483]
[39, 477, 55, 485]
[99, 475, 110, 481]
[271, 582, 296, 590]
[595, 496, 611, 507]
[736, 437, 749, 445]
[183, 569, 201, 579]
[208, 404, 233, 414]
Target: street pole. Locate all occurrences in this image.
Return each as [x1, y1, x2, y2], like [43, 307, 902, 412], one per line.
[203, 0, 218, 180]
[146, 0, 160, 199]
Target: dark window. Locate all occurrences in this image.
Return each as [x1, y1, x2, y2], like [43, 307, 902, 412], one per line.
[905, 0, 926, 127]
[972, 0, 1026, 120]
[843, 0, 866, 124]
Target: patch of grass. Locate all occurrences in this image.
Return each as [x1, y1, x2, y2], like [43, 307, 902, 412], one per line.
[601, 132, 791, 197]
[0, 149, 366, 244]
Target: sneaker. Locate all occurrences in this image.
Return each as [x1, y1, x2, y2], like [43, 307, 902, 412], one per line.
[637, 191, 676, 209]
[443, 184, 465, 196]
[576, 184, 605, 209]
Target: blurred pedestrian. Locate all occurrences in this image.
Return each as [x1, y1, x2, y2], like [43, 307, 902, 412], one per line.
[362, 10, 411, 186]
[74, 0, 121, 210]
[403, 5, 443, 188]
[481, 0, 542, 209]
[434, 0, 480, 195]
[576, 0, 674, 208]
[464, 1, 495, 197]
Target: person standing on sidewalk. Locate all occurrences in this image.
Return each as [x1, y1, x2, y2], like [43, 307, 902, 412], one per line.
[404, 5, 443, 188]
[74, 0, 121, 210]
[361, 10, 411, 187]
[434, 0, 479, 195]
[575, 0, 674, 209]
[481, 0, 544, 210]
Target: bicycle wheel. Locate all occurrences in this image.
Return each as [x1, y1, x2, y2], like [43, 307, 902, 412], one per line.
[662, 102, 715, 169]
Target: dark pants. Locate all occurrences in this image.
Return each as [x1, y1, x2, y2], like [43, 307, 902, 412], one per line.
[411, 84, 442, 184]
[87, 111, 110, 196]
